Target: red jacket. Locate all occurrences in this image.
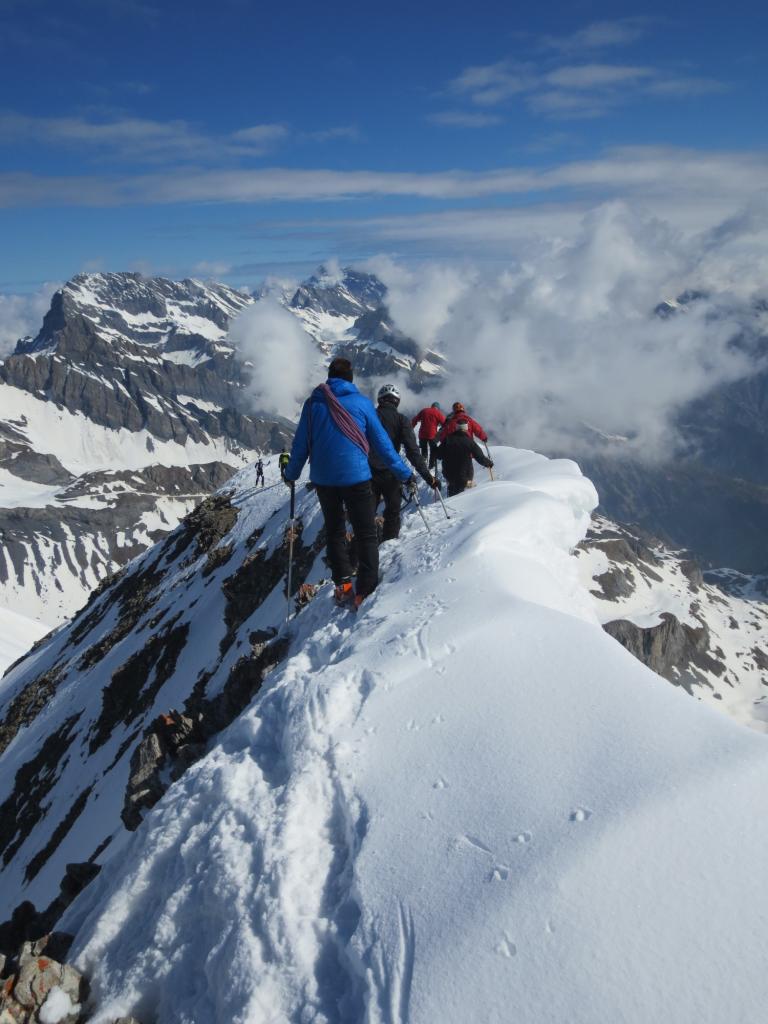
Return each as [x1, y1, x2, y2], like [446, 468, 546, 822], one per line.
[411, 406, 446, 441]
[439, 413, 488, 443]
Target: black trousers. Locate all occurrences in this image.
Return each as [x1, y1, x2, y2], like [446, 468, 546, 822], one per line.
[371, 469, 403, 541]
[446, 478, 468, 497]
[315, 481, 379, 596]
[419, 439, 439, 469]
[255, 469, 264, 486]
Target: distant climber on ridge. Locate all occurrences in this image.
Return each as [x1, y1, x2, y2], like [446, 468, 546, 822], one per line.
[278, 447, 290, 481]
[371, 384, 440, 542]
[283, 357, 413, 608]
[436, 417, 493, 497]
[438, 402, 488, 443]
[412, 401, 446, 469]
[255, 457, 265, 487]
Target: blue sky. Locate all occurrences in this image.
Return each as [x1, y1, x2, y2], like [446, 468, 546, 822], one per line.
[0, 0, 766, 293]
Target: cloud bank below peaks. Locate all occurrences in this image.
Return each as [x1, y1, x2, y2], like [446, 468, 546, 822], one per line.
[370, 201, 768, 461]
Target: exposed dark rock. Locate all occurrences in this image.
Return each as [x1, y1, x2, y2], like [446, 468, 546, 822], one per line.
[88, 621, 190, 755]
[25, 791, 95, 882]
[604, 613, 727, 695]
[0, 933, 85, 1023]
[0, 715, 82, 868]
[219, 517, 324, 657]
[163, 492, 239, 566]
[591, 566, 635, 602]
[0, 667, 65, 756]
[122, 711, 206, 830]
[76, 557, 166, 672]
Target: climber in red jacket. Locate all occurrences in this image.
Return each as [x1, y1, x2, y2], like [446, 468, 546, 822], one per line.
[411, 402, 446, 469]
[437, 402, 488, 443]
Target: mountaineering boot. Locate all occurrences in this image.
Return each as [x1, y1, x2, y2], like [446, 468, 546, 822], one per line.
[334, 579, 354, 606]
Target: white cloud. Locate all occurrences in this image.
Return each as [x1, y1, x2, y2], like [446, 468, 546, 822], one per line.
[227, 299, 321, 420]
[230, 124, 290, 147]
[446, 61, 534, 106]
[428, 111, 504, 127]
[540, 18, 653, 53]
[368, 201, 768, 462]
[442, 41, 727, 119]
[545, 64, 655, 89]
[0, 281, 61, 357]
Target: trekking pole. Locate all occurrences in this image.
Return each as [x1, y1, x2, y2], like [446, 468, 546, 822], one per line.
[435, 485, 451, 520]
[412, 486, 432, 534]
[286, 482, 296, 621]
[483, 442, 495, 481]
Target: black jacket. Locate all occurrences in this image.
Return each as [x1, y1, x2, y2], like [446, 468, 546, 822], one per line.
[369, 401, 432, 483]
[437, 432, 492, 484]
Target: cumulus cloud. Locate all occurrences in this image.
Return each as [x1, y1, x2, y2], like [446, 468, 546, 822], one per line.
[228, 298, 322, 420]
[0, 282, 60, 357]
[369, 201, 767, 462]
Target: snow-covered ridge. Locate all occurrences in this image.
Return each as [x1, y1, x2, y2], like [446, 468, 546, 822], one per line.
[2, 449, 768, 1021]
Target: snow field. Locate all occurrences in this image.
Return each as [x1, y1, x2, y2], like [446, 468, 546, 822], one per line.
[0, 606, 48, 676]
[65, 448, 768, 1023]
[0, 381, 252, 476]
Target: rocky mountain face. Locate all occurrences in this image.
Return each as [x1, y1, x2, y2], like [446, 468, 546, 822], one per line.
[0, 455, 764, 1011]
[277, 265, 445, 386]
[0, 268, 444, 636]
[0, 273, 288, 631]
[576, 515, 768, 729]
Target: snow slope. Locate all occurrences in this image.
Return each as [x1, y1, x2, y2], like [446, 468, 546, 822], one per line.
[0, 607, 48, 676]
[57, 449, 768, 1024]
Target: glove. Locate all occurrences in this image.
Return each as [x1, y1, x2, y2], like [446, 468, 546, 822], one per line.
[488, 461, 494, 469]
[284, 476, 295, 488]
[429, 475, 441, 490]
[407, 476, 418, 496]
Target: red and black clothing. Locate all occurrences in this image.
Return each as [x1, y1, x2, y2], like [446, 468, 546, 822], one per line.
[412, 406, 446, 468]
[371, 400, 433, 540]
[437, 432, 493, 497]
[438, 412, 488, 443]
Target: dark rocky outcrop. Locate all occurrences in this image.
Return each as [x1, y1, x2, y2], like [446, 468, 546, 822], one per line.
[605, 613, 727, 695]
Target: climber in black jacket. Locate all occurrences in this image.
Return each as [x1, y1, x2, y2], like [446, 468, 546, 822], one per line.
[436, 417, 493, 497]
[369, 384, 440, 541]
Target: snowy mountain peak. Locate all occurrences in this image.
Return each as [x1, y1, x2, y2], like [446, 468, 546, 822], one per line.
[17, 271, 252, 357]
[288, 265, 385, 318]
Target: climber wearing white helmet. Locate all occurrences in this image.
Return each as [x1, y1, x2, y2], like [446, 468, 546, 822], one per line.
[369, 384, 440, 542]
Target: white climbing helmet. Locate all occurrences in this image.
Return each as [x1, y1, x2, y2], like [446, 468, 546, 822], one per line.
[378, 383, 401, 405]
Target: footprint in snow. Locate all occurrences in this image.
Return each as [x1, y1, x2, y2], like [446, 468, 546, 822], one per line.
[433, 776, 448, 790]
[495, 934, 517, 959]
[513, 831, 532, 844]
[489, 865, 510, 882]
[570, 807, 592, 823]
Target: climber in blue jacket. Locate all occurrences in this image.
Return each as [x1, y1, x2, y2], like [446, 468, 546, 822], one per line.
[284, 356, 413, 608]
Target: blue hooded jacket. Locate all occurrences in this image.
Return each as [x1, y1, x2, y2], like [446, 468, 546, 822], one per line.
[285, 378, 412, 487]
